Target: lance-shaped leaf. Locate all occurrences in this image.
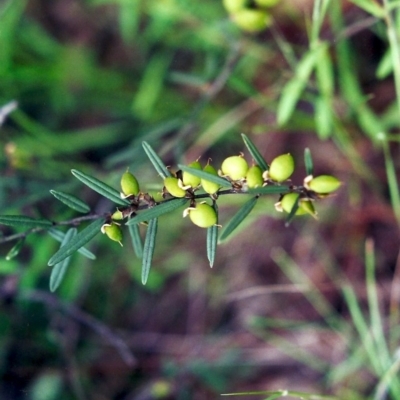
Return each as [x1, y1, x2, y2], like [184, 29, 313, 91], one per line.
[47, 228, 96, 260]
[247, 186, 290, 195]
[50, 190, 91, 213]
[304, 148, 314, 176]
[285, 196, 300, 227]
[142, 141, 171, 179]
[49, 228, 77, 292]
[128, 223, 143, 259]
[126, 198, 187, 225]
[47, 219, 104, 266]
[6, 238, 25, 260]
[71, 169, 129, 206]
[219, 196, 258, 242]
[206, 203, 218, 268]
[142, 218, 158, 285]
[178, 164, 230, 187]
[0, 215, 52, 228]
[241, 133, 269, 171]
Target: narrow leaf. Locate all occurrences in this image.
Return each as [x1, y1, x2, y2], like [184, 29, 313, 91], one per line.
[304, 148, 314, 176]
[241, 133, 269, 171]
[207, 203, 218, 268]
[71, 169, 129, 206]
[0, 215, 52, 228]
[6, 238, 25, 260]
[50, 190, 91, 213]
[126, 198, 188, 225]
[49, 228, 77, 292]
[48, 219, 104, 266]
[47, 228, 96, 260]
[219, 197, 258, 242]
[142, 141, 171, 179]
[178, 164, 230, 187]
[285, 195, 300, 227]
[128, 223, 143, 258]
[142, 218, 158, 285]
[247, 186, 290, 195]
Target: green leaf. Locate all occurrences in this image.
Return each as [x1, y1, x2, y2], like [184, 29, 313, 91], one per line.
[47, 219, 104, 266]
[49, 228, 77, 292]
[50, 190, 91, 213]
[5, 238, 25, 260]
[0, 215, 52, 228]
[247, 186, 290, 195]
[376, 49, 392, 79]
[71, 169, 129, 206]
[177, 164, 230, 187]
[47, 228, 96, 260]
[285, 196, 300, 227]
[314, 96, 333, 139]
[348, 0, 384, 17]
[207, 203, 218, 268]
[219, 197, 258, 242]
[142, 141, 171, 179]
[128, 223, 143, 258]
[142, 218, 158, 285]
[277, 44, 326, 126]
[126, 198, 188, 225]
[241, 133, 269, 171]
[304, 148, 314, 176]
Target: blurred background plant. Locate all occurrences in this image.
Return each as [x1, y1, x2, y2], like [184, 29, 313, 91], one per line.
[1, 0, 400, 399]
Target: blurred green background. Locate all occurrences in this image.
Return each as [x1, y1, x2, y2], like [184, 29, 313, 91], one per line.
[1, 0, 400, 399]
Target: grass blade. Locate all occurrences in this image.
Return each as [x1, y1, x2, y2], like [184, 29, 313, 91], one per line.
[47, 218, 104, 266]
[241, 133, 269, 171]
[47, 228, 96, 260]
[142, 218, 158, 285]
[128, 223, 143, 258]
[5, 238, 25, 260]
[304, 148, 314, 176]
[49, 228, 77, 292]
[142, 141, 171, 179]
[126, 198, 188, 225]
[71, 169, 129, 206]
[207, 203, 218, 267]
[219, 196, 258, 242]
[0, 215, 52, 228]
[50, 190, 91, 213]
[178, 164, 230, 187]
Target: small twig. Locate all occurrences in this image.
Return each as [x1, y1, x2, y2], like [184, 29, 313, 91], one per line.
[22, 290, 137, 367]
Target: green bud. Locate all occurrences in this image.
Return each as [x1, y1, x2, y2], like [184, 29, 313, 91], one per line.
[232, 9, 272, 33]
[279, 193, 316, 216]
[268, 153, 294, 182]
[182, 160, 202, 188]
[308, 175, 341, 194]
[221, 155, 249, 181]
[246, 165, 264, 188]
[164, 177, 186, 198]
[254, 0, 280, 8]
[223, 0, 247, 13]
[121, 171, 140, 197]
[101, 223, 123, 246]
[111, 209, 124, 220]
[201, 164, 220, 195]
[187, 203, 217, 228]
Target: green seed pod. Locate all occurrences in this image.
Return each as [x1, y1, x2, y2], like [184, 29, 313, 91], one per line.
[221, 155, 249, 181]
[188, 203, 217, 228]
[223, 0, 247, 13]
[268, 153, 294, 182]
[164, 177, 186, 198]
[201, 164, 221, 195]
[254, 0, 280, 8]
[280, 193, 306, 215]
[121, 171, 140, 197]
[246, 165, 264, 188]
[232, 9, 272, 33]
[182, 160, 202, 188]
[111, 209, 124, 221]
[308, 175, 341, 194]
[101, 223, 123, 246]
